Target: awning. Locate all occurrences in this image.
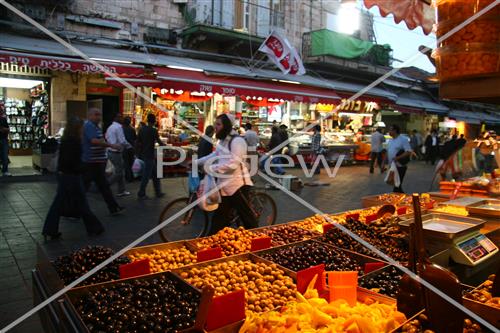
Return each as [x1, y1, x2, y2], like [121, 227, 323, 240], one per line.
[152, 66, 340, 104]
[393, 106, 425, 114]
[449, 109, 500, 125]
[395, 90, 449, 114]
[0, 50, 145, 76]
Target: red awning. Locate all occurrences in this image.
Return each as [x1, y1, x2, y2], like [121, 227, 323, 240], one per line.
[0, 50, 145, 76]
[152, 66, 340, 104]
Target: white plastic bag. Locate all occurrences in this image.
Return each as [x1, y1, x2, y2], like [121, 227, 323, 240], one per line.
[384, 161, 400, 187]
[197, 174, 221, 211]
[105, 159, 115, 176]
[132, 158, 144, 177]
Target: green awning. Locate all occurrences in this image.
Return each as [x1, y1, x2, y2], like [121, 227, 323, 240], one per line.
[311, 29, 374, 59]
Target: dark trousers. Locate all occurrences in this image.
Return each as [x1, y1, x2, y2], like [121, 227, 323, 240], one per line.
[0, 138, 8, 173]
[210, 185, 258, 235]
[369, 151, 384, 172]
[123, 148, 135, 182]
[426, 146, 438, 165]
[43, 174, 103, 235]
[393, 166, 407, 193]
[83, 162, 119, 212]
[138, 158, 161, 197]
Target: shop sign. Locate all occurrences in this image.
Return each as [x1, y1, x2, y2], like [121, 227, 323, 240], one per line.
[0, 61, 50, 76]
[0, 50, 144, 76]
[338, 99, 379, 112]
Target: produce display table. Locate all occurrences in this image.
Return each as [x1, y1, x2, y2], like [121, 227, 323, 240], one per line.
[32, 199, 500, 333]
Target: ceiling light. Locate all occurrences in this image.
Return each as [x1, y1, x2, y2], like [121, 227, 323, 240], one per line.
[278, 79, 300, 84]
[90, 57, 133, 64]
[0, 77, 44, 89]
[167, 65, 204, 72]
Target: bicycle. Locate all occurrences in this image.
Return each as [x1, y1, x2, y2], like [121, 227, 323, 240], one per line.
[157, 175, 277, 242]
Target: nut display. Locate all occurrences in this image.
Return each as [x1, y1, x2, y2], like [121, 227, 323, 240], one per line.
[128, 247, 197, 273]
[433, 205, 469, 216]
[332, 206, 382, 224]
[74, 275, 200, 333]
[195, 227, 258, 256]
[180, 260, 296, 312]
[376, 193, 432, 208]
[399, 313, 483, 333]
[259, 225, 320, 246]
[53, 246, 130, 286]
[294, 215, 326, 232]
[465, 274, 500, 309]
[359, 266, 403, 298]
[320, 219, 409, 263]
[259, 242, 363, 273]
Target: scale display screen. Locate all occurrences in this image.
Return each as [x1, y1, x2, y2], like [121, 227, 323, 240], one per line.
[457, 234, 497, 262]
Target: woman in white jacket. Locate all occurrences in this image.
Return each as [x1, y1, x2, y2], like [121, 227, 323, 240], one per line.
[197, 113, 258, 234]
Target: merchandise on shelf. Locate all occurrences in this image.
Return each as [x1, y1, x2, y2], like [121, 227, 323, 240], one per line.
[30, 87, 49, 147]
[53, 246, 130, 286]
[179, 259, 296, 313]
[2, 98, 34, 150]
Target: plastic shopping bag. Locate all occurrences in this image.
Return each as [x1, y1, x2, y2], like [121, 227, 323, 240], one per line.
[105, 159, 115, 176]
[197, 174, 220, 211]
[132, 158, 144, 177]
[384, 161, 400, 187]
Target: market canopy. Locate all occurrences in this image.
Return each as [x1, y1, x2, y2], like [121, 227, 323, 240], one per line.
[0, 49, 145, 76]
[153, 66, 341, 104]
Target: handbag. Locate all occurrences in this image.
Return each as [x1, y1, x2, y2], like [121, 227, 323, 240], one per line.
[105, 159, 115, 176]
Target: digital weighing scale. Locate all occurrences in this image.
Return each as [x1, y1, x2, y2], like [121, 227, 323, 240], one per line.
[399, 212, 499, 266]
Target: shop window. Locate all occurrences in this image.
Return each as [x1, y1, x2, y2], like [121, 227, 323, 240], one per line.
[122, 88, 135, 118]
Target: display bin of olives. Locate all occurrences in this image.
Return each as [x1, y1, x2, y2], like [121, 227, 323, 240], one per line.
[392, 310, 490, 333]
[253, 224, 321, 246]
[463, 274, 500, 328]
[254, 240, 385, 276]
[174, 253, 297, 313]
[125, 240, 198, 274]
[64, 270, 201, 333]
[358, 265, 403, 299]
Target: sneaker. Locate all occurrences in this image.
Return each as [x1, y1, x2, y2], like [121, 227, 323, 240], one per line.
[110, 206, 125, 216]
[156, 193, 165, 198]
[116, 191, 131, 197]
[2, 172, 12, 177]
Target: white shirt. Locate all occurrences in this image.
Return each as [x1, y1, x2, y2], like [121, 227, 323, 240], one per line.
[105, 121, 131, 152]
[432, 136, 437, 146]
[370, 131, 386, 153]
[244, 130, 259, 149]
[197, 130, 253, 196]
[387, 134, 412, 165]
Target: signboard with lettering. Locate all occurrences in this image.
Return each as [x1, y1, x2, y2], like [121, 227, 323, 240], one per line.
[0, 50, 144, 76]
[338, 99, 379, 113]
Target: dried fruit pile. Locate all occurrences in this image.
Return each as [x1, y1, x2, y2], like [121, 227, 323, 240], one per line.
[258, 225, 320, 246]
[180, 260, 296, 313]
[465, 274, 500, 309]
[53, 246, 130, 286]
[195, 227, 258, 256]
[128, 246, 197, 273]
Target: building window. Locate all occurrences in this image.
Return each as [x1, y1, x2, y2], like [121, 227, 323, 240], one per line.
[123, 88, 135, 117]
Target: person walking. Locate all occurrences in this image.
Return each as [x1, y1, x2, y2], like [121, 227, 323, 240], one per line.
[196, 113, 258, 235]
[198, 125, 215, 159]
[0, 108, 10, 176]
[122, 116, 137, 182]
[82, 108, 124, 215]
[266, 126, 285, 175]
[311, 124, 322, 175]
[105, 112, 132, 196]
[425, 129, 439, 165]
[369, 127, 386, 173]
[387, 124, 412, 193]
[244, 123, 259, 152]
[42, 118, 104, 239]
[136, 113, 165, 199]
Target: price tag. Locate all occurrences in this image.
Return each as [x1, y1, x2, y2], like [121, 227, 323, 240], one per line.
[450, 183, 462, 200]
[365, 213, 378, 224]
[397, 206, 408, 215]
[322, 223, 334, 234]
[251, 236, 272, 252]
[364, 262, 386, 274]
[119, 259, 150, 279]
[297, 264, 326, 294]
[197, 247, 223, 262]
[205, 289, 246, 331]
[345, 213, 360, 221]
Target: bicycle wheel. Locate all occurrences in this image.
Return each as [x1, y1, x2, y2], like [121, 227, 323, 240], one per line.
[250, 192, 277, 227]
[158, 197, 209, 242]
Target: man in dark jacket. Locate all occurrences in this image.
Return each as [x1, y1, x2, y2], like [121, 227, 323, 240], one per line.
[122, 116, 137, 181]
[425, 129, 439, 165]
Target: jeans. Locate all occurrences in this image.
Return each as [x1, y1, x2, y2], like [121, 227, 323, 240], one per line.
[260, 155, 285, 175]
[83, 162, 120, 212]
[393, 166, 407, 193]
[210, 185, 258, 235]
[0, 138, 8, 173]
[43, 174, 104, 235]
[108, 151, 126, 193]
[138, 158, 162, 197]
